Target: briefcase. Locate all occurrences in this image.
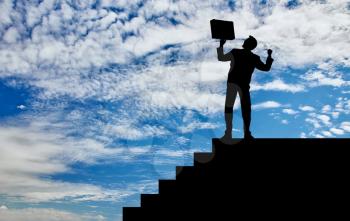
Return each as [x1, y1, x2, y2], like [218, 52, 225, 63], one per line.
[210, 19, 235, 40]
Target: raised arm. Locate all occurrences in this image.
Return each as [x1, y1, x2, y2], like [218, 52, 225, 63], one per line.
[256, 49, 274, 71]
[217, 40, 233, 62]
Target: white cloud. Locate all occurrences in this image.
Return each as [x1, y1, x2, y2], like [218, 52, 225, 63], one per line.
[0, 1, 13, 27]
[0, 106, 178, 204]
[123, 21, 203, 57]
[281, 119, 289, 124]
[198, 61, 229, 82]
[252, 101, 282, 110]
[103, 122, 169, 140]
[320, 104, 339, 119]
[315, 114, 331, 126]
[321, 131, 333, 137]
[330, 128, 344, 135]
[301, 97, 350, 137]
[17, 105, 26, 110]
[282, 108, 299, 115]
[305, 117, 321, 129]
[0, 124, 132, 203]
[176, 136, 190, 145]
[302, 70, 347, 87]
[331, 112, 340, 119]
[128, 63, 226, 114]
[1, 0, 349, 102]
[251, 79, 305, 93]
[178, 121, 218, 133]
[340, 122, 350, 133]
[156, 148, 202, 158]
[0, 207, 106, 221]
[255, 0, 350, 67]
[334, 97, 350, 114]
[309, 113, 332, 126]
[3, 27, 20, 44]
[321, 105, 332, 113]
[299, 105, 315, 112]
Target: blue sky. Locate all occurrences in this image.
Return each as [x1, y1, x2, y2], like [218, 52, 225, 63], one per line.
[1, 0, 350, 220]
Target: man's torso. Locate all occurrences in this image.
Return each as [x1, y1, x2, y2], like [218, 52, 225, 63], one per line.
[228, 49, 258, 86]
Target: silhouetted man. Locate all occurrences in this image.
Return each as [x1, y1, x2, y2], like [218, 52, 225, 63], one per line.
[217, 36, 273, 143]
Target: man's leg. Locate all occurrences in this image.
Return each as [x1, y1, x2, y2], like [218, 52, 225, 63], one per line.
[221, 83, 237, 143]
[239, 87, 253, 139]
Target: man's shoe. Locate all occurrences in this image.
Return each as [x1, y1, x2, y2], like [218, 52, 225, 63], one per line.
[244, 132, 255, 140]
[220, 132, 234, 145]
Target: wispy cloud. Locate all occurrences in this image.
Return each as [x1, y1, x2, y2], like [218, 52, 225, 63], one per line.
[340, 122, 350, 132]
[16, 104, 26, 110]
[282, 108, 299, 115]
[302, 97, 350, 137]
[281, 119, 289, 125]
[252, 101, 282, 110]
[301, 70, 349, 87]
[330, 128, 344, 135]
[251, 79, 305, 93]
[299, 105, 315, 112]
[1, 0, 349, 101]
[178, 121, 219, 133]
[0, 123, 133, 203]
[0, 206, 106, 221]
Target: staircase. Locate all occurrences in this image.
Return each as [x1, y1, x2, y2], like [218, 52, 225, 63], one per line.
[123, 138, 350, 220]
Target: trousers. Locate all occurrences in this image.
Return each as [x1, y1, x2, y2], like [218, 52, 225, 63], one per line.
[224, 83, 251, 133]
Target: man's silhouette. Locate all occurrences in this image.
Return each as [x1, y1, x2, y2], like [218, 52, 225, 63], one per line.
[217, 36, 273, 142]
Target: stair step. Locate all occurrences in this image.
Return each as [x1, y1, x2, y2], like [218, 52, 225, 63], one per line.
[211, 138, 242, 152]
[158, 179, 176, 195]
[123, 207, 143, 221]
[141, 194, 160, 208]
[158, 179, 196, 203]
[194, 152, 214, 165]
[176, 166, 195, 179]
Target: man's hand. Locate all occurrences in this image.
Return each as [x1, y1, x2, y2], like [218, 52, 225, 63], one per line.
[220, 39, 226, 47]
[267, 49, 273, 56]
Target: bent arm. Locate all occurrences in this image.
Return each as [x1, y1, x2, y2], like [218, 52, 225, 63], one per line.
[217, 46, 233, 62]
[256, 56, 274, 71]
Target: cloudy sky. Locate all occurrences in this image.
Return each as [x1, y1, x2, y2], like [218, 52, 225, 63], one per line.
[0, 0, 350, 220]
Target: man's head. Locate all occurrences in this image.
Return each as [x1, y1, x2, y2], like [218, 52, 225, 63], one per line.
[242, 35, 257, 50]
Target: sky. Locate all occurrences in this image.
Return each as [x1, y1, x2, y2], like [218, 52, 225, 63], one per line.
[0, 0, 350, 220]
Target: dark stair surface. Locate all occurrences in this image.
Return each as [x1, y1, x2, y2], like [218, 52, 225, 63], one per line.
[123, 138, 350, 220]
